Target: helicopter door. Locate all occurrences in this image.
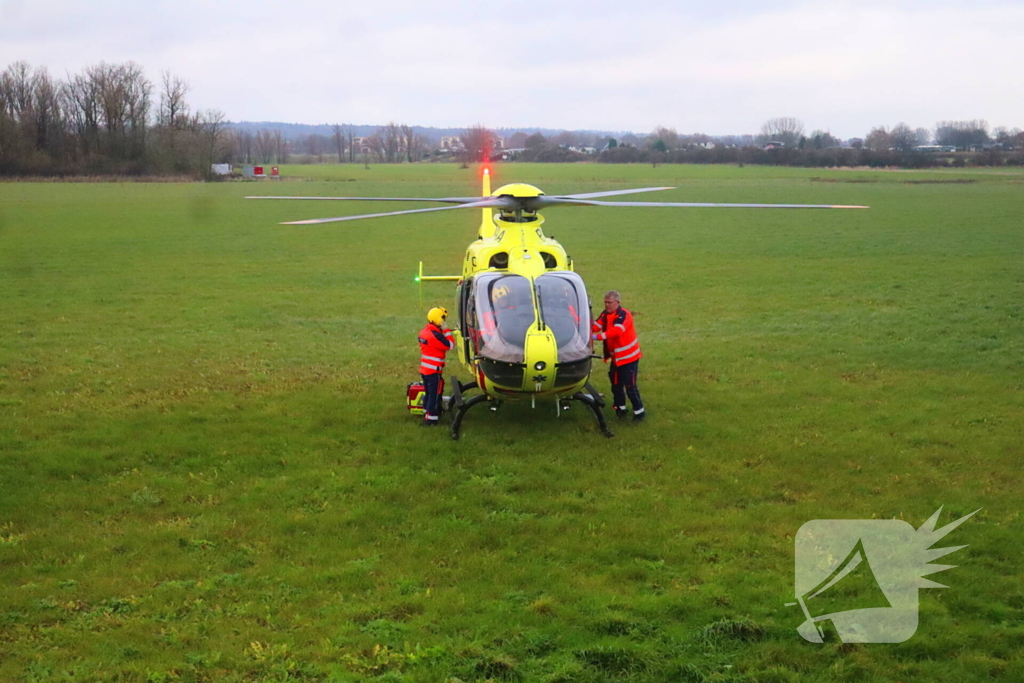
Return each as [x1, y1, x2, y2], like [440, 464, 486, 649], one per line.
[458, 278, 475, 359]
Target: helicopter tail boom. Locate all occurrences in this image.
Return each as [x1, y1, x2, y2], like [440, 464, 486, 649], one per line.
[480, 167, 495, 238]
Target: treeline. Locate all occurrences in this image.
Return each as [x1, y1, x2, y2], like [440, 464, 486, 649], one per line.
[0, 61, 228, 177]
[587, 118, 1023, 168]
[277, 123, 495, 165]
[597, 146, 1024, 168]
[5, 59, 1023, 175]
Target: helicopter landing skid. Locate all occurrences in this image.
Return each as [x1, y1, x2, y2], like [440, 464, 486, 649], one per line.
[448, 379, 482, 441]
[571, 382, 614, 438]
[447, 378, 613, 440]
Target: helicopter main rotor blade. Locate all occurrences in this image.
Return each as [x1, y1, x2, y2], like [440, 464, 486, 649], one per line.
[247, 195, 489, 204]
[280, 198, 514, 225]
[551, 186, 676, 200]
[536, 198, 870, 209]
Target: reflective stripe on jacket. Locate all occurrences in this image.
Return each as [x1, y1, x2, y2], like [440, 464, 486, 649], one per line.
[592, 306, 642, 365]
[418, 323, 454, 375]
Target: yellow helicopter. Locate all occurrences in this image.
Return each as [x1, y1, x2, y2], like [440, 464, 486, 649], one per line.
[249, 168, 866, 439]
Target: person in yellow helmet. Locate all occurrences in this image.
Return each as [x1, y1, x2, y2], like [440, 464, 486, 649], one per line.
[417, 307, 454, 427]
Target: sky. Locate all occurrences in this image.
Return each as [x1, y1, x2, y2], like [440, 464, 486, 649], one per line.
[2, 0, 1022, 138]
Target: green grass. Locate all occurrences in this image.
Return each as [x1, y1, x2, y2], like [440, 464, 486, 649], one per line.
[1, 163, 1023, 682]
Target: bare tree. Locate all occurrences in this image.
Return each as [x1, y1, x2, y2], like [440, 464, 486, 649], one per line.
[347, 126, 357, 162]
[226, 130, 254, 164]
[460, 124, 498, 163]
[21, 66, 63, 155]
[934, 120, 990, 149]
[365, 133, 386, 163]
[80, 61, 151, 160]
[376, 122, 402, 163]
[757, 117, 804, 147]
[914, 127, 931, 146]
[413, 133, 429, 162]
[302, 133, 327, 162]
[401, 123, 417, 162]
[807, 130, 841, 149]
[254, 129, 275, 163]
[332, 123, 346, 162]
[63, 68, 101, 156]
[651, 126, 680, 151]
[159, 71, 190, 129]
[865, 126, 891, 151]
[524, 132, 546, 149]
[0, 107, 23, 163]
[890, 122, 917, 152]
[273, 129, 288, 163]
[1, 62, 35, 121]
[197, 109, 227, 177]
[0, 62, 35, 163]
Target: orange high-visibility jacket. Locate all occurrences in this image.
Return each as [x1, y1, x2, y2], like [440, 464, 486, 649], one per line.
[593, 306, 642, 365]
[418, 323, 454, 375]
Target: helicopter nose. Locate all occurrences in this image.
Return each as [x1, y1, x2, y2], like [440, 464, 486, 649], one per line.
[524, 330, 557, 392]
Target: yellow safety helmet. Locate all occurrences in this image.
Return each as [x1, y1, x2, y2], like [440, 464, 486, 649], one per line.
[427, 307, 448, 326]
[492, 285, 510, 301]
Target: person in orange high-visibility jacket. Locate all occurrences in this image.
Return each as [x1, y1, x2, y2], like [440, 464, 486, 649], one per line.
[418, 307, 454, 427]
[592, 290, 645, 421]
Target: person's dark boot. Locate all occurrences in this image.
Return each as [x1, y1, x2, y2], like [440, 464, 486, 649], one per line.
[614, 406, 629, 419]
[632, 410, 646, 423]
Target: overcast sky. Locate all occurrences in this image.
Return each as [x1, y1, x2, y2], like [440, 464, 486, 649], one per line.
[2, 0, 1022, 138]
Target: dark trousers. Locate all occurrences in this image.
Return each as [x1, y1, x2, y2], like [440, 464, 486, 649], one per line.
[609, 360, 644, 414]
[421, 373, 444, 422]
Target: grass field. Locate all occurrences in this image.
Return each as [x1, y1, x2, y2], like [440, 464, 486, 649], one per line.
[1, 163, 1022, 682]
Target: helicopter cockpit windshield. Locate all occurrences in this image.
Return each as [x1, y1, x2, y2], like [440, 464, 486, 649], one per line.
[474, 273, 535, 363]
[535, 272, 591, 363]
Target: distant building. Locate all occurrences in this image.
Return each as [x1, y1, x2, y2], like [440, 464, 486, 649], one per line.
[763, 141, 784, 150]
[351, 137, 374, 155]
[440, 136, 464, 152]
